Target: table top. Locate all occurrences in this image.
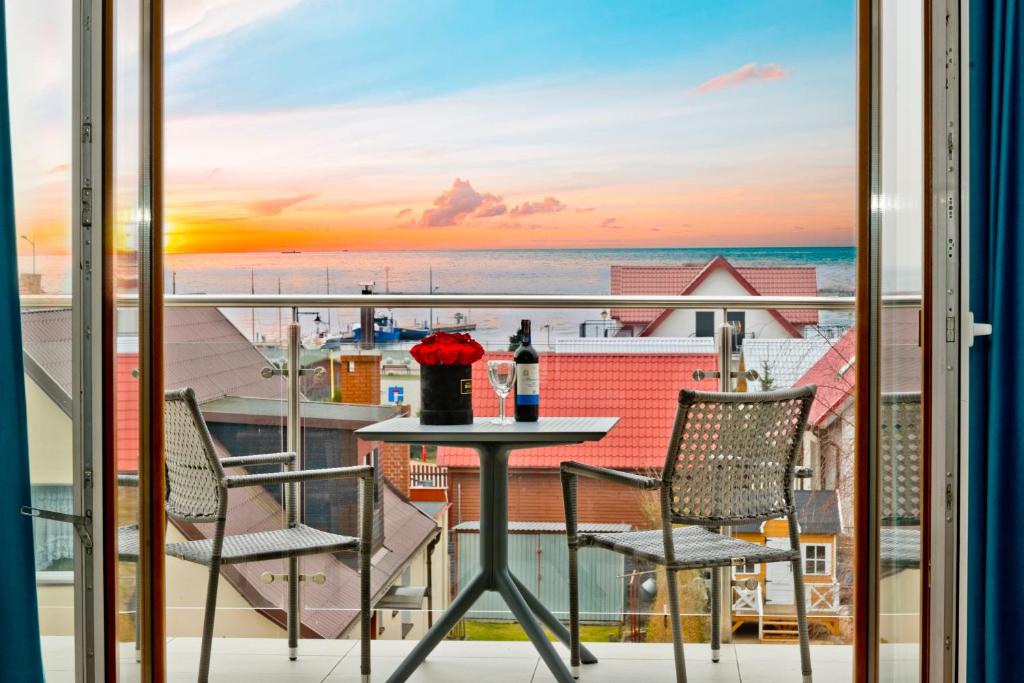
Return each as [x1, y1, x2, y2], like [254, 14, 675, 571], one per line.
[355, 416, 619, 444]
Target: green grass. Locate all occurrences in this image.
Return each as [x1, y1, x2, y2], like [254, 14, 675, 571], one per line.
[463, 621, 622, 643]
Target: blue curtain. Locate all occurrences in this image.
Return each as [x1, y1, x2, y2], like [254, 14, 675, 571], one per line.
[968, 1, 1024, 681]
[0, 2, 46, 680]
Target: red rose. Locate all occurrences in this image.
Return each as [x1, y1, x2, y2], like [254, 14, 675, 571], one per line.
[410, 331, 485, 366]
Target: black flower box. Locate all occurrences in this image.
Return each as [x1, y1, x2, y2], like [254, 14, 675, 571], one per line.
[420, 364, 473, 425]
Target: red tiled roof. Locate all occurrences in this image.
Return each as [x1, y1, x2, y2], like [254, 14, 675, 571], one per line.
[795, 312, 921, 427]
[437, 352, 718, 470]
[116, 354, 140, 471]
[793, 329, 856, 426]
[610, 256, 818, 329]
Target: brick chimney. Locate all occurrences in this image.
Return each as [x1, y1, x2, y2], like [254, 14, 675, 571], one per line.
[380, 442, 411, 498]
[377, 404, 412, 496]
[334, 352, 381, 404]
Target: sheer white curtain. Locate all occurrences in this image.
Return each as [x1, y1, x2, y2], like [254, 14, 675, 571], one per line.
[30, 485, 73, 570]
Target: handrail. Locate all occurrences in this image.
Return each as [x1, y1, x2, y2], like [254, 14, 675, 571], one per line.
[19, 292, 922, 310]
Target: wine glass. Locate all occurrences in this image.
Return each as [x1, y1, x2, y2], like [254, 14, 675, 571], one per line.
[487, 360, 516, 425]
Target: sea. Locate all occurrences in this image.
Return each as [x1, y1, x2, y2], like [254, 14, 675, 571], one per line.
[26, 246, 856, 351]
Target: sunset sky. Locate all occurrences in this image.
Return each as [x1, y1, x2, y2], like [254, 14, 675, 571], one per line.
[8, 0, 856, 254]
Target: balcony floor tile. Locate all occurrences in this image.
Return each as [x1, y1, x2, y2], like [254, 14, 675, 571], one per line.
[41, 637, 856, 682]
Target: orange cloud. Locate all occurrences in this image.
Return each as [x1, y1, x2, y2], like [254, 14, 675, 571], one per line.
[510, 196, 566, 218]
[690, 63, 787, 95]
[248, 193, 316, 217]
[418, 178, 506, 226]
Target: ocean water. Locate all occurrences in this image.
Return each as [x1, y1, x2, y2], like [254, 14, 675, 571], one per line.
[164, 247, 856, 348]
[22, 247, 856, 349]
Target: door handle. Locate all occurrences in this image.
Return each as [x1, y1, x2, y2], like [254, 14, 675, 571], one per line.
[968, 312, 993, 347]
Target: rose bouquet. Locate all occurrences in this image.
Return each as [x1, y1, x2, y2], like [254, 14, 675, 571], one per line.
[411, 332, 484, 425]
[410, 332, 485, 366]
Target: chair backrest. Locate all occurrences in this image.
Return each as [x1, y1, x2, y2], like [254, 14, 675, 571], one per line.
[164, 388, 226, 523]
[879, 392, 922, 525]
[664, 386, 815, 526]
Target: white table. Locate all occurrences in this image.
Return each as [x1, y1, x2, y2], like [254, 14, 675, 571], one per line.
[356, 417, 619, 683]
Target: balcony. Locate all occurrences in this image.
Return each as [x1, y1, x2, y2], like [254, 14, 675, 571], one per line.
[21, 290, 924, 683]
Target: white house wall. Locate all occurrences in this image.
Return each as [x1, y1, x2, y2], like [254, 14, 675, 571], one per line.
[645, 268, 793, 340]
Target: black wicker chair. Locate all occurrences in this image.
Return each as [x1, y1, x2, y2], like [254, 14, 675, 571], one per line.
[561, 386, 817, 683]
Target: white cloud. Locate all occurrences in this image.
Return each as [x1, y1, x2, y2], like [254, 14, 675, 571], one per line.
[166, 0, 304, 54]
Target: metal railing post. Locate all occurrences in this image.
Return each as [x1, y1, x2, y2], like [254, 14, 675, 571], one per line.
[286, 309, 301, 659]
[716, 313, 734, 650]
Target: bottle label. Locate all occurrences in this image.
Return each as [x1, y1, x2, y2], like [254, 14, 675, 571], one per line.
[516, 364, 540, 405]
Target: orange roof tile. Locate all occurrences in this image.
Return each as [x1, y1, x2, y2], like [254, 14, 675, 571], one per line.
[437, 352, 718, 469]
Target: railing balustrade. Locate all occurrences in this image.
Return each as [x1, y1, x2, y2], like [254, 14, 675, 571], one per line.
[409, 463, 448, 489]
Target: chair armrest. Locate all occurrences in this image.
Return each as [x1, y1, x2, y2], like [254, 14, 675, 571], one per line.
[222, 465, 374, 489]
[794, 466, 813, 480]
[560, 461, 661, 490]
[220, 452, 296, 468]
[117, 474, 138, 487]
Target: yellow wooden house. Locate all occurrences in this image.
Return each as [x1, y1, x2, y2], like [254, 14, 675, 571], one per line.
[730, 489, 844, 641]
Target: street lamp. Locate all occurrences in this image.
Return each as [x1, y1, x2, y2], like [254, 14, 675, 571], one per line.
[19, 234, 36, 274]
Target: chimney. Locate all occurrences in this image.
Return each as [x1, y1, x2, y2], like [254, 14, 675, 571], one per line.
[379, 404, 412, 497]
[335, 353, 382, 404]
[380, 442, 411, 498]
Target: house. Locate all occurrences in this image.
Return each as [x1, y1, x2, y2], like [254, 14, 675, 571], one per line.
[610, 255, 818, 342]
[732, 490, 844, 641]
[793, 311, 920, 528]
[21, 307, 445, 642]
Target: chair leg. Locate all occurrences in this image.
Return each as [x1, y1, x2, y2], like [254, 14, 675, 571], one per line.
[198, 559, 222, 683]
[664, 568, 688, 683]
[360, 547, 371, 682]
[568, 542, 581, 678]
[790, 557, 813, 683]
[710, 567, 721, 663]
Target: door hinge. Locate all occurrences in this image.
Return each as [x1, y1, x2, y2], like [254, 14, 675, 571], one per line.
[21, 506, 93, 551]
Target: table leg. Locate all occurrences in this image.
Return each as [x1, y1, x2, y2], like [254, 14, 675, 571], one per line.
[384, 572, 487, 683]
[496, 570, 576, 683]
[508, 573, 598, 665]
[386, 442, 588, 683]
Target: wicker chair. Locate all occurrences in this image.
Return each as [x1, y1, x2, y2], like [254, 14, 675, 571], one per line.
[561, 386, 817, 683]
[161, 388, 374, 683]
[879, 393, 922, 569]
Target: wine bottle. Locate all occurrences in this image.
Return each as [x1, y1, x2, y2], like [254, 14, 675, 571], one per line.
[514, 319, 539, 421]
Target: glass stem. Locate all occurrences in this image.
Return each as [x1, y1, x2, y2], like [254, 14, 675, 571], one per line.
[499, 393, 506, 422]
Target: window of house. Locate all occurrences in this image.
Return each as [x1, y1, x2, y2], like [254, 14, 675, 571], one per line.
[30, 485, 75, 583]
[734, 559, 758, 575]
[695, 311, 715, 337]
[803, 544, 830, 575]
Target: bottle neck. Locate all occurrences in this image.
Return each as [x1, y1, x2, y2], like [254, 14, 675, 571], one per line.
[520, 322, 531, 345]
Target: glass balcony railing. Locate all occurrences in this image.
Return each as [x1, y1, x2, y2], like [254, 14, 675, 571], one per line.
[21, 293, 924, 683]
